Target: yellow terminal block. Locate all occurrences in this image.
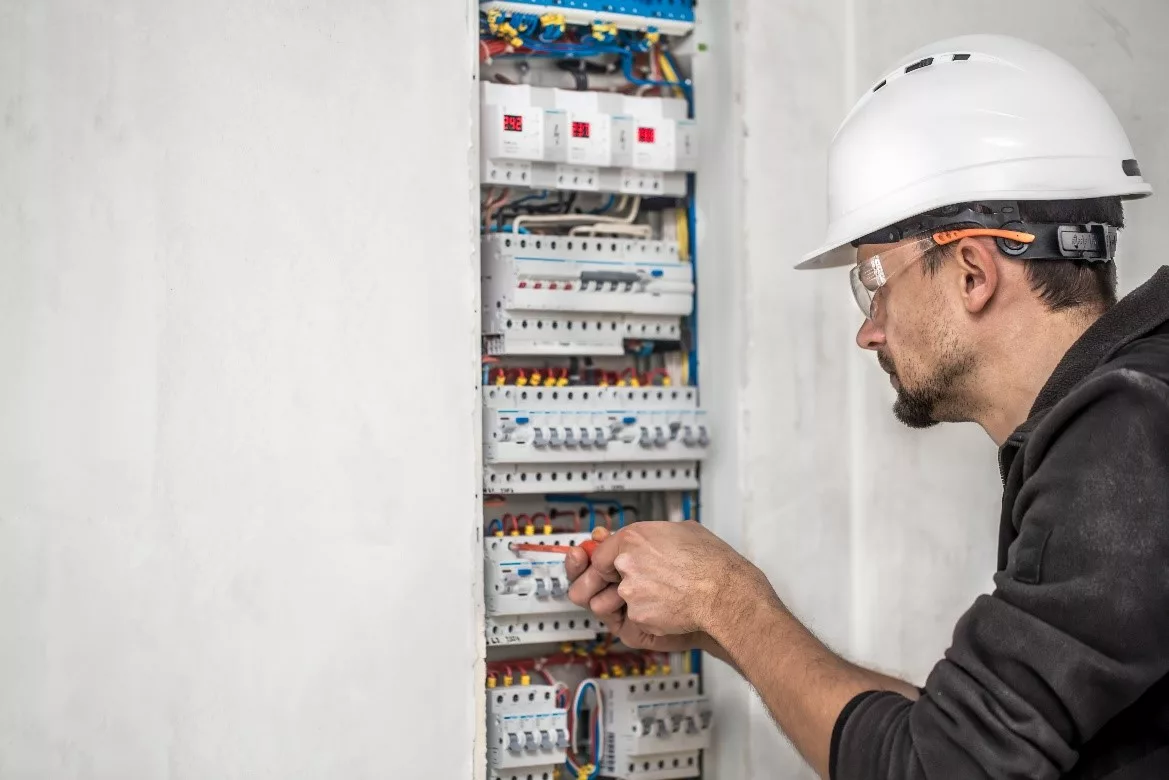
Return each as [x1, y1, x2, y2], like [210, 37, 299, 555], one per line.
[556, 375, 569, 387]
[520, 673, 531, 685]
[493, 530, 504, 538]
[487, 675, 497, 689]
[645, 664, 659, 676]
[630, 666, 642, 676]
[560, 643, 574, 654]
[612, 665, 625, 678]
[509, 529, 520, 537]
[503, 674, 513, 686]
[591, 21, 617, 41]
[662, 664, 672, 675]
[530, 371, 543, 385]
[577, 765, 595, 780]
[661, 376, 672, 386]
[524, 525, 535, 536]
[543, 523, 553, 535]
[599, 671, 610, 680]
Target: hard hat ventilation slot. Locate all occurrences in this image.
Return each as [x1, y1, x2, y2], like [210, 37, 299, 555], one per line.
[951, 53, 972, 61]
[1122, 159, 1142, 177]
[872, 79, 887, 93]
[904, 57, 934, 74]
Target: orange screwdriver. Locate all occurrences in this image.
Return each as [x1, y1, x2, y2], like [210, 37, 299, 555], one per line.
[511, 539, 600, 559]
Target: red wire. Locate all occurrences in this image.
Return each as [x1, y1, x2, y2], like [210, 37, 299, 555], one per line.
[531, 512, 548, 531]
[517, 514, 532, 533]
[503, 514, 519, 534]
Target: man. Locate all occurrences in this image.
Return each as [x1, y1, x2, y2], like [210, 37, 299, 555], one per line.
[565, 34, 1169, 779]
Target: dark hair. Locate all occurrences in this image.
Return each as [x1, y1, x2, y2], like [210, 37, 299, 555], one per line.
[922, 197, 1123, 312]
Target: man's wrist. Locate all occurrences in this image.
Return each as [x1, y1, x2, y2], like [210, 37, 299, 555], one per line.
[702, 562, 785, 650]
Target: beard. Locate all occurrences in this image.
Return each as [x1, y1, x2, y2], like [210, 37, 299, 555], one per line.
[877, 347, 974, 429]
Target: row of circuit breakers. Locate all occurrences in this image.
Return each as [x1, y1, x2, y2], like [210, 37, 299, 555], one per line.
[483, 83, 697, 196]
[488, 676, 713, 780]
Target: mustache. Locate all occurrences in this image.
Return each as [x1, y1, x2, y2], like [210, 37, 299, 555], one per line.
[877, 351, 897, 375]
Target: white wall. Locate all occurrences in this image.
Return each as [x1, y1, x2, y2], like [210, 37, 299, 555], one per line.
[700, 0, 1169, 777]
[0, 2, 483, 778]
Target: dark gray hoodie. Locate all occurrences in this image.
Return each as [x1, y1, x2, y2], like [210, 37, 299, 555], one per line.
[832, 267, 1169, 780]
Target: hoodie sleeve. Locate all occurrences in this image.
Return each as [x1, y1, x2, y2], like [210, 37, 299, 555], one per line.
[831, 368, 1169, 780]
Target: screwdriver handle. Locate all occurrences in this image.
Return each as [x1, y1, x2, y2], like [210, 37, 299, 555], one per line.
[511, 539, 599, 559]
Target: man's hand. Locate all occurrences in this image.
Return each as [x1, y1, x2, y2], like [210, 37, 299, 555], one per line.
[565, 521, 769, 639]
[564, 527, 709, 653]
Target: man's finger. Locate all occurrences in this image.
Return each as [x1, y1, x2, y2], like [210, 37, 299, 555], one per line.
[566, 528, 610, 580]
[564, 547, 589, 580]
[589, 531, 627, 583]
[567, 565, 611, 608]
[588, 584, 625, 616]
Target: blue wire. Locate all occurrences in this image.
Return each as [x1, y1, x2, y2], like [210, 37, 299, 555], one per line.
[510, 190, 549, 207]
[595, 500, 625, 528]
[589, 194, 616, 214]
[662, 47, 694, 115]
[487, 518, 503, 534]
[686, 175, 698, 387]
[622, 53, 693, 101]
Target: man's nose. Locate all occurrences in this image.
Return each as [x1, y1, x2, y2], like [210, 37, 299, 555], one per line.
[856, 317, 885, 351]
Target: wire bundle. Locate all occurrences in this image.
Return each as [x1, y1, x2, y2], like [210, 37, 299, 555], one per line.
[565, 679, 604, 780]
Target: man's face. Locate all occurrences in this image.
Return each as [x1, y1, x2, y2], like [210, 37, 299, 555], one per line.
[854, 241, 977, 428]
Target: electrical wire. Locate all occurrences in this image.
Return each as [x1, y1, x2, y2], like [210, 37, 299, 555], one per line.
[511, 196, 640, 234]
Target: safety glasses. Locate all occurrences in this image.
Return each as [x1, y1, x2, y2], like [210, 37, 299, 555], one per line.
[849, 228, 1036, 319]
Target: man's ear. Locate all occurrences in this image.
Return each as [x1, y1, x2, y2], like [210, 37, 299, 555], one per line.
[952, 237, 999, 314]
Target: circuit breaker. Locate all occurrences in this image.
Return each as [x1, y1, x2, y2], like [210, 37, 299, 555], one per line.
[484, 384, 710, 467]
[488, 683, 570, 780]
[482, 84, 696, 195]
[482, 234, 693, 356]
[599, 675, 713, 780]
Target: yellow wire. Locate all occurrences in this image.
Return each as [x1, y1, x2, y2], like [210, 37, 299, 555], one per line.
[657, 52, 685, 100]
[675, 208, 689, 262]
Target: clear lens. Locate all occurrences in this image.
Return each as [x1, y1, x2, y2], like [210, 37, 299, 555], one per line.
[850, 265, 875, 318]
[849, 237, 936, 319]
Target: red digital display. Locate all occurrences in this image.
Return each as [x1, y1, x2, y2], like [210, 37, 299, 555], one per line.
[572, 121, 591, 139]
[637, 126, 656, 144]
[503, 114, 524, 132]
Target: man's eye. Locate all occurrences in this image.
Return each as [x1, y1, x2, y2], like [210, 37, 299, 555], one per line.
[859, 265, 881, 291]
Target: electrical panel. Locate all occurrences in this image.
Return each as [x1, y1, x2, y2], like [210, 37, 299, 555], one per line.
[482, 84, 696, 196]
[480, 1, 696, 36]
[480, 10, 708, 779]
[599, 676, 712, 780]
[488, 683, 570, 780]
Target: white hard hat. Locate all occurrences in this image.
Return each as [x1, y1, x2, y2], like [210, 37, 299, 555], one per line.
[797, 34, 1152, 270]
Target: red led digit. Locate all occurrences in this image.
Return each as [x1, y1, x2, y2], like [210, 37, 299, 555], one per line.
[503, 114, 524, 132]
[637, 126, 656, 144]
[572, 121, 591, 139]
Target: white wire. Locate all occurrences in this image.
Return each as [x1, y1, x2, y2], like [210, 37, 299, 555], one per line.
[568, 223, 653, 239]
[512, 196, 641, 234]
[569, 678, 606, 769]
